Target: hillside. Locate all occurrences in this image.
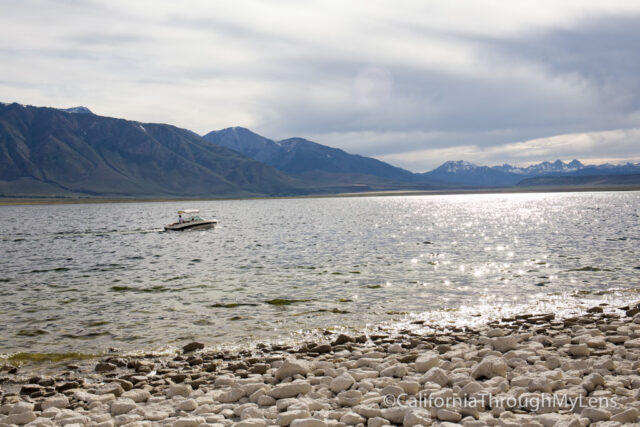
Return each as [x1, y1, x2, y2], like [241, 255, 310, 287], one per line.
[203, 127, 421, 184]
[419, 160, 640, 187]
[517, 174, 640, 187]
[0, 103, 302, 197]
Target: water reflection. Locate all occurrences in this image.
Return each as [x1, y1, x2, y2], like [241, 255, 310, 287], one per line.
[0, 191, 639, 354]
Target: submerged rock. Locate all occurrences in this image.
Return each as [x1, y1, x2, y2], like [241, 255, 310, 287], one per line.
[182, 342, 205, 353]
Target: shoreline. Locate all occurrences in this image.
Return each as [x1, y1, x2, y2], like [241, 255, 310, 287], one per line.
[2, 300, 640, 426]
[1, 185, 640, 206]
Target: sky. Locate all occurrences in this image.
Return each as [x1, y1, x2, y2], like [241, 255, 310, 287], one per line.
[2, 0, 640, 172]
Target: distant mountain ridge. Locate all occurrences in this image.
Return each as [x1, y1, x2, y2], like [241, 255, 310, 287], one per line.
[0, 103, 302, 197]
[419, 159, 640, 187]
[203, 127, 419, 184]
[2, 101, 640, 198]
[203, 127, 640, 188]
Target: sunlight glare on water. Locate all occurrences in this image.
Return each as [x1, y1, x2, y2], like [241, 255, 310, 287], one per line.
[0, 191, 639, 355]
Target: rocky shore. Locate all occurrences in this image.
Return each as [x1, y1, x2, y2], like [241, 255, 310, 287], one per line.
[2, 301, 640, 427]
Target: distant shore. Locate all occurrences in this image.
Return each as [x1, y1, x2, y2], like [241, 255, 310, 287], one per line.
[1, 300, 639, 426]
[1, 185, 639, 206]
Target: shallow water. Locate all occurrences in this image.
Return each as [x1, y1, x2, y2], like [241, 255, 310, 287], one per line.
[1, 191, 639, 356]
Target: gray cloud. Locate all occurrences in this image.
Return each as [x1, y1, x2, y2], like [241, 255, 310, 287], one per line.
[1, 1, 640, 170]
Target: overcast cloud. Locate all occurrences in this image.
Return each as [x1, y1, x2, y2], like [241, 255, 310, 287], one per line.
[1, 0, 640, 171]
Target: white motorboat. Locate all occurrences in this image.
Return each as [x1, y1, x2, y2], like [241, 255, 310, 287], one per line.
[164, 210, 217, 231]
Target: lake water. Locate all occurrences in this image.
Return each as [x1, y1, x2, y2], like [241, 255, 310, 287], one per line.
[1, 191, 639, 357]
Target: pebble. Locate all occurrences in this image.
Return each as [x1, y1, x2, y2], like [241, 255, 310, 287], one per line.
[4, 411, 37, 424]
[10, 401, 34, 414]
[491, 336, 519, 353]
[275, 359, 310, 381]
[471, 356, 507, 379]
[110, 398, 137, 415]
[568, 344, 590, 357]
[422, 367, 450, 386]
[121, 389, 151, 403]
[581, 407, 611, 422]
[41, 394, 69, 410]
[172, 416, 206, 427]
[178, 398, 199, 411]
[330, 373, 355, 393]
[268, 381, 312, 399]
[167, 384, 193, 398]
[290, 418, 328, 427]
[414, 354, 440, 373]
[277, 409, 311, 426]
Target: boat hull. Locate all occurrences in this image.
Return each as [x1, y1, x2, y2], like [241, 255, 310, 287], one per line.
[164, 220, 217, 231]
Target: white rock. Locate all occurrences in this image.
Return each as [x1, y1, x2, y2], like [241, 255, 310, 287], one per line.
[276, 359, 310, 381]
[218, 387, 245, 403]
[330, 373, 355, 393]
[536, 413, 575, 427]
[568, 344, 590, 357]
[380, 365, 407, 378]
[10, 402, 34, 414]
[268, 381, 312, 399]
[486, 328, 505, 337]
[528, 377, 552, 393]
[172, 416, 206, 427]
[41, 395, 69, 410]
[380, 385, 404, 397]
[235, 419, 268, 427]
[544, 356, 561, 370]
[355, 405, 382, 419]
[337, 390, 363, 406]
[95, 382, 124, 397]
[257, 394, 276, 406]
[110, 398, 137, 415]
[582, 373, 605, 392]
[393, 382, 416, 396]
[624, 338, 640, 348]
[471, 356, 508, 379]
[461, 381, 484, 396]
[388, 344, 403, 353]
[167, 384, 193, 398]
[581, 407, 611, 422]
[491, 336, 519, 353]
[178, 399, 199, 411]
[145, 410, 169, 421]
[121, 389, 151, 403]
[277, 409, 311, 426]
[403, 408, 432, 426]
[340, 411, 366, 425]
[422, 367, 450, 386]
[289, 418, 328, 427]
[381, 407, 409, 424]
[41, 406, 61, 418]
[367, 417, 389, 427]
[4, 411, 37, 425]
[113, 413, 142, 425]
[611, 408, 638, 423]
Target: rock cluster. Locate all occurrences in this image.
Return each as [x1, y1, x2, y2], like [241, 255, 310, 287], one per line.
[1, 303, 640, 426]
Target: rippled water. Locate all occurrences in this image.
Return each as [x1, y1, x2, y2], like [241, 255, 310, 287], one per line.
[1, 191, 639, 356]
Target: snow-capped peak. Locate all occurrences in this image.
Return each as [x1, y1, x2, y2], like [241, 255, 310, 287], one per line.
[439, 160, 477, 172]
[62, 106, 93, 114]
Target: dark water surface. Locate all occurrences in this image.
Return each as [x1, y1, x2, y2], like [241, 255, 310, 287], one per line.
[1, 192, 639, 356]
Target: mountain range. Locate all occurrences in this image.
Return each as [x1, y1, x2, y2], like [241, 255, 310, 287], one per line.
[1, 101, 639, 198]
[0, 103, 301, 197]
[418, 160, 640, 187]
